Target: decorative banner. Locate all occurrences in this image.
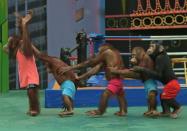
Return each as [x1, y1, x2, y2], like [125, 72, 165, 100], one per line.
[105, 15, 130, 29]
[106, 0, 187, 30]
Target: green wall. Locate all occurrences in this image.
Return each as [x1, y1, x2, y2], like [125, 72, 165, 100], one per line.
[0, 0, 9, 93]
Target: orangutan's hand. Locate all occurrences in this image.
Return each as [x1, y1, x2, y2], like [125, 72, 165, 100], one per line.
[22, 10, 33, 25]
[75, 74, 80, 81]
[132, 66, 145, 73]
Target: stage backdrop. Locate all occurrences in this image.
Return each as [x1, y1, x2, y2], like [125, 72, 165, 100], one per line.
[47, 0, 105, 80]
[105, 0, 187, 68]
[47, 0, 105, 56]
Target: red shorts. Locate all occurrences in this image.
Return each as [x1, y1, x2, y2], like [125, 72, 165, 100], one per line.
[107, 78, 124, 95]
[161, 79, 180, 99]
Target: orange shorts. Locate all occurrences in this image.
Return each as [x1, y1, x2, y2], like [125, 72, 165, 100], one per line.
[161, 79, 180, 99]
[107, 78, 124, 95]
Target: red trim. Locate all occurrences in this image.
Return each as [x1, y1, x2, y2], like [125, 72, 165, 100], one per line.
[106, 25, 187, 31]
[105, 14, 130, 18]
[105, 11, 187, 18]
[130, 10, 187, 17]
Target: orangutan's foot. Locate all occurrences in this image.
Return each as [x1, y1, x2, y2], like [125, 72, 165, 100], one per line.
[26, 110, 39, 117]
[114, 111, 127, 117]
[86, 110, 102, 117]
[58, 111, 74, 117]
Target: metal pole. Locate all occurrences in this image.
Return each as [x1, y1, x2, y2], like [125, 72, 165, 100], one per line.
[129, 40, 132, 67]
[15, 0, 19, 89]
[25, 0, 28, 15]
[15, 0, 18, 34]
[121, 0, 126, 14]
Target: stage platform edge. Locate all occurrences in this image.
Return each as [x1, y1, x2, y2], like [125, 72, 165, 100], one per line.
[45, 87, 187, 108]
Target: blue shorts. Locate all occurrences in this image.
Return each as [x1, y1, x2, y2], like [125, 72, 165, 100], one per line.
[61, 80, 76, 100]
[144, 79, 158, 98]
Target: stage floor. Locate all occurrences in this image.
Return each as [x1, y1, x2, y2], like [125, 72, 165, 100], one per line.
[0, 90, 187, 131]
